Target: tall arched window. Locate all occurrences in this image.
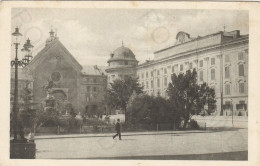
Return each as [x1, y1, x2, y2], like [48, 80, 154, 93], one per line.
[211, 69, 215, 80]
[239, 64, 244, 76]
[225, 84, 231, 95]
[225, 67, 230, 78]
[199, 71, 203, 82]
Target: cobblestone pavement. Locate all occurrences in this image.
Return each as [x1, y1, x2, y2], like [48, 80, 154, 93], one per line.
[35, 129, 247, 159]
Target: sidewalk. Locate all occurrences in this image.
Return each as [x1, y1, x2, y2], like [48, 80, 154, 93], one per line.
[34, 130, 209, 140]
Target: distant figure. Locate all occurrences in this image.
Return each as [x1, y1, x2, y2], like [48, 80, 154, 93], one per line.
[113, 119, 122, 140]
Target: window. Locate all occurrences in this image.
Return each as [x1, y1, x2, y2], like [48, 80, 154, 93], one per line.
[164, 68, 167, 74]
[157, 70, 160, 76]
[87, 86, 91, 92]
[225, 55, 230, 63]
[238, 52, 244, 60]
[239, 83, 245, 93]
[189, 63, 193, 69]
[239, 100, 245, 104]
[93, 87, 97, 92]
[211, 69, 215, 80]
[199, 71, 203, 82]
[239, 64, 244, 76]
[151, 80, 154, 88]
[93, 78, 97, 83]
[157, 78, 160, 87]
[199, 60, 203, 67]
[180, 64, 183, 71]
[211, 58, 215, 65]
[125, 61, 128, 65]
[146, 72, 148, 78]
[142, 73, 144, 79]
[172, 66, 175, 73]
[146, 81, 149, 89]
[225, 67, 230, 78]
[225, 84, 231, 95]
[151, 71, 153, 77]
[164, 77, 167, 86]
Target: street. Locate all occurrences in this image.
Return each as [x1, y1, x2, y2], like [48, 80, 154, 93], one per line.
[35, 129, 248, 160]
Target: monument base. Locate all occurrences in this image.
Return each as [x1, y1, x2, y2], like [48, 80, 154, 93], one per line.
[10, 140, 36, 159]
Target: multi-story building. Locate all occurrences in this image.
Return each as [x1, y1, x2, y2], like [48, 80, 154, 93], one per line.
[137, 30, 248, 116]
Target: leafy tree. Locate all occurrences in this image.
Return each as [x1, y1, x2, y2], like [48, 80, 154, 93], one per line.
[106, 76, 143, 123]
[126, 94, 177, 129]
[167, 69, 216, 129]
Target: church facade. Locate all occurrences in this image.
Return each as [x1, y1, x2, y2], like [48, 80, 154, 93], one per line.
[16, 30, 107, 115]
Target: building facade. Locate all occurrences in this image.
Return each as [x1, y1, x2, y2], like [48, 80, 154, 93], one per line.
[12, 30, 107, 115]
[137, 30, 248, 116]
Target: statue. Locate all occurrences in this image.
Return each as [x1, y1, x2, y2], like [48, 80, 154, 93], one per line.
[42, 80, 56, 111]
[42, 79, 56, 99]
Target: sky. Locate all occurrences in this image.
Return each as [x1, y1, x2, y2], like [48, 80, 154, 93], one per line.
[11, 9, 249, 67]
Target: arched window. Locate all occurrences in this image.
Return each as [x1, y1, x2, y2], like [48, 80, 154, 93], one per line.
[199, 71, 203, 82]
[211, 69, 215, 80]
[239, 64, 244, 76]
[225, 84, 231, 95]
[225, 67, 230, 78]
[239, 82, 245, 93]
[157, 78, 160, 87]
[164, 77, 167, 86]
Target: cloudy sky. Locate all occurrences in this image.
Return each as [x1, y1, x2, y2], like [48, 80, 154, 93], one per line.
[11, 9, 248, 66]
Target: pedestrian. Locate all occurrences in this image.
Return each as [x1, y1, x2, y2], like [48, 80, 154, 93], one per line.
[113, 119, 122, 140]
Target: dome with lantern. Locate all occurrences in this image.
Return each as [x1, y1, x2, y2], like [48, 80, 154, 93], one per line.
[107, 42, 138, 67]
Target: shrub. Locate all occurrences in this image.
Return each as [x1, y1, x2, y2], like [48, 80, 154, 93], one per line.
[189, 119, 200, 129]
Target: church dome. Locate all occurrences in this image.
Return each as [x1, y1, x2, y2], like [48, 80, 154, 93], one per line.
[108, 45, 137, 63]
[113, 46, 135, 59]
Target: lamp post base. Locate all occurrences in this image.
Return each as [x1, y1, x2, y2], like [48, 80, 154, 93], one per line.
[10, 140, 36, 159]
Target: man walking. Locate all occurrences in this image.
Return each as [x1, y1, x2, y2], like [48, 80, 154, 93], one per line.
[113, 119, 122, 140]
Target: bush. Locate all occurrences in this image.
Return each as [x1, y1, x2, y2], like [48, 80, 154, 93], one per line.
[189, 119, 200, 129]
[84, 118, 109, 126]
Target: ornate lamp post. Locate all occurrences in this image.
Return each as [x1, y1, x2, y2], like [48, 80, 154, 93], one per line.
[11, 27, 33, 141]
[231, 98, 233, 127]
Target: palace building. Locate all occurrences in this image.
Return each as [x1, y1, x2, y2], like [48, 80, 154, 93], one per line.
[136, 30, 248, 116]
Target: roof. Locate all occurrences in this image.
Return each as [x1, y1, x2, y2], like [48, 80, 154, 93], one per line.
[81, 65, 107, 76]
[25, 38, 83, 72]
[108, 46, 137, 62]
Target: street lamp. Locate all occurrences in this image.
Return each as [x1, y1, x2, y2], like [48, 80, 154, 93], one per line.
[231, 98, 233, 127]
[11, 27, 33, 141]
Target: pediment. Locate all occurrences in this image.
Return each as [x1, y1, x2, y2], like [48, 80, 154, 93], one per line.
[25, 40, 82, 74]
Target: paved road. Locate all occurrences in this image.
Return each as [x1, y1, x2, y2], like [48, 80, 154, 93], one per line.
[35, 129, 248, 159]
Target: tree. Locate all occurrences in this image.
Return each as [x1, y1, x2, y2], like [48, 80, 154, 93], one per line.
[167, 69, 216, 129]
[106, 76, 143, 113]
[106, 76, 143, 124]
[126, 94, 177, 129]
